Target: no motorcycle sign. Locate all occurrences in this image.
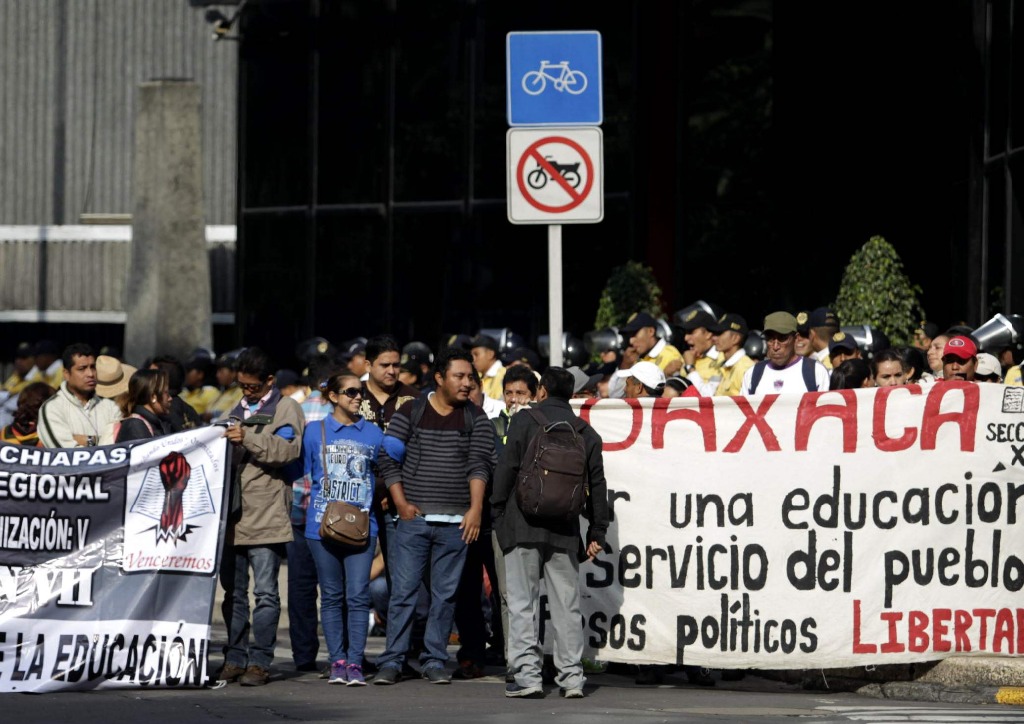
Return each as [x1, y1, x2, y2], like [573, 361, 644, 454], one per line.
[506, 127, 603, 224]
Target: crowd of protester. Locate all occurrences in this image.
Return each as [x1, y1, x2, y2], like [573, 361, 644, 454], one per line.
[0, 303, 1021, 694]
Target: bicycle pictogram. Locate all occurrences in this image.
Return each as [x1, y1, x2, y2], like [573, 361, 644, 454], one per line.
[521, 60, 588, 96]
[526, 156, 581, 190]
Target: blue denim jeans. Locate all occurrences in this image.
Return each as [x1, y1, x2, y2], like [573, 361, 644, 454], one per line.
[286, 525, 320, 666]
[377, 517, 468, 671]
[220, 543, 285, 669]
[309, 535, 376, 666]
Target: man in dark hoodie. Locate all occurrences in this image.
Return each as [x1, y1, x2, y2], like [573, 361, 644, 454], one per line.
[490, 367, 609, 699]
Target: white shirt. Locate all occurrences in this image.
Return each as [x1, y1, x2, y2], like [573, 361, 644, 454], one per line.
[686, 346, 722, 396]
[481, 394, 503, 420]
[741, 357, 830, 396]
[722, 349, 749, 369]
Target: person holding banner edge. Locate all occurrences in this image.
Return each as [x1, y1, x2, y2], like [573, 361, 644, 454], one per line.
[218, 347, 305, 687]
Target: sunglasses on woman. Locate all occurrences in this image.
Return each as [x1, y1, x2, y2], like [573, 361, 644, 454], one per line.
[336, 387, 362, 399]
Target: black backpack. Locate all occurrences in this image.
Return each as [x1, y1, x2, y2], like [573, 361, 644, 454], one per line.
[404, 396, 476, 476]
[515, 408, 588, 521]
[747, 357, 819, 394]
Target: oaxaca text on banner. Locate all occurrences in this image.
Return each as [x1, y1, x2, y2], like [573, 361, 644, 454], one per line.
[568, 383, 1024, 668]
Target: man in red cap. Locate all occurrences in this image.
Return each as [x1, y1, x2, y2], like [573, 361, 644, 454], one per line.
[941, 336, 978, 382]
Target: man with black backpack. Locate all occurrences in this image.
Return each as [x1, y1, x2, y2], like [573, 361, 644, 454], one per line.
[491, 367, 608, 699]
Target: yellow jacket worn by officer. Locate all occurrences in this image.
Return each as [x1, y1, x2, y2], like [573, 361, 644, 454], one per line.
[607, 312, 684, 397]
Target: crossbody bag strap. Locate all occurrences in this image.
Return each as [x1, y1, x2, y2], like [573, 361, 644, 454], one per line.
[320, 420, 329, 494]
[130, 413, 155, 436]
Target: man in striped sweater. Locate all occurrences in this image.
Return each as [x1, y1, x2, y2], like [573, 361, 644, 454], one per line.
[372, 347, 495, 685]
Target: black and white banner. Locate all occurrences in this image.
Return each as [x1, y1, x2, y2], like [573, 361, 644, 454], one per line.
[0, 427, 228, 692]
[572, 383, 1024, 668]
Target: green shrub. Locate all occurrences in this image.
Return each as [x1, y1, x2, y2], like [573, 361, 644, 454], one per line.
[833, 236, 925, 346]
[594, 260, 663, 329]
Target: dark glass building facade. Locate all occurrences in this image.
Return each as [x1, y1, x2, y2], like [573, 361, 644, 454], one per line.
[234, 0, 1019, 362]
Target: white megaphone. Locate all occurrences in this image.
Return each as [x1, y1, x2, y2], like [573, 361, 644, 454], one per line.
[972, 313, 1024, 355]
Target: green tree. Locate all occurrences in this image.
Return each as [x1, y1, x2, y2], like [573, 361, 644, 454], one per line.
[833, 236, 925, 346]
[594, 260, 664, 329]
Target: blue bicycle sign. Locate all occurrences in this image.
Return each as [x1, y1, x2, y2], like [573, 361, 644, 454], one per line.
[507, 31, 602, 126]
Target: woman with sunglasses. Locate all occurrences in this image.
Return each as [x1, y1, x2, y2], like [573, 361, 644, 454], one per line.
[302, 372, 384, 687]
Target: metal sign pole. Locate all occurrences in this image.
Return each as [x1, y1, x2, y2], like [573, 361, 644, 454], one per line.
[548, 223, 563, 367]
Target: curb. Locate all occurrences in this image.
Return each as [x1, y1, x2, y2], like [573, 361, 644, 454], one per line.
[858, 681, 1024, 706]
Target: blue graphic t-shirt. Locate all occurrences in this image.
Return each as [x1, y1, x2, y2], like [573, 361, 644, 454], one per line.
[302, 416, 383, 541]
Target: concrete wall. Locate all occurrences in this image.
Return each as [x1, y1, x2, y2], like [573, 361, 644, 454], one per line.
[0, 0, 237, 225]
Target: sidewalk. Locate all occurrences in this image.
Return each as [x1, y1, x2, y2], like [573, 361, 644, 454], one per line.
[211, 561, 1023, 706]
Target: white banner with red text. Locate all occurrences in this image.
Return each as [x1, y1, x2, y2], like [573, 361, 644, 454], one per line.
[566, 383, 1024, 668]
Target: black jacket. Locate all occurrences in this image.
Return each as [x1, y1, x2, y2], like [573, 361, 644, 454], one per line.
[491, 397, 608, 553]
[115, 405, 173, 443]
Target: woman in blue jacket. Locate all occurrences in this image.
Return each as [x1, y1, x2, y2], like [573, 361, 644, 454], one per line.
[303, 372, 383, 686]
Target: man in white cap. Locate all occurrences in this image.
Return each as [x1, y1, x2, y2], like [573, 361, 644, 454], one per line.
[623, 361, 665, 398]
[975, 353, 1003, 383]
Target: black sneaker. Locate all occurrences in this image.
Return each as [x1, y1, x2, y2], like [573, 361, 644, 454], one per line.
[421, 666, 451, 684]
[684, 666, 716, 687]
[505, 682, 543, 698]
[372, 667, 402, 685]
[635, 666, 665, 685]
[541, 657, 557, 685]
[451, 660, 485, 679]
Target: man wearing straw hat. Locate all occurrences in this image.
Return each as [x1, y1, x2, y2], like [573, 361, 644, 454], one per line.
[95, 354, 137, 401]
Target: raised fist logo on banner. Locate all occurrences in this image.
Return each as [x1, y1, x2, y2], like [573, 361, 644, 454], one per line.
[157, 451, 192, 544]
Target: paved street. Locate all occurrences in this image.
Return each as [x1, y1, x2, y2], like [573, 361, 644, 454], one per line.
[5, 630, 1024, 724]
